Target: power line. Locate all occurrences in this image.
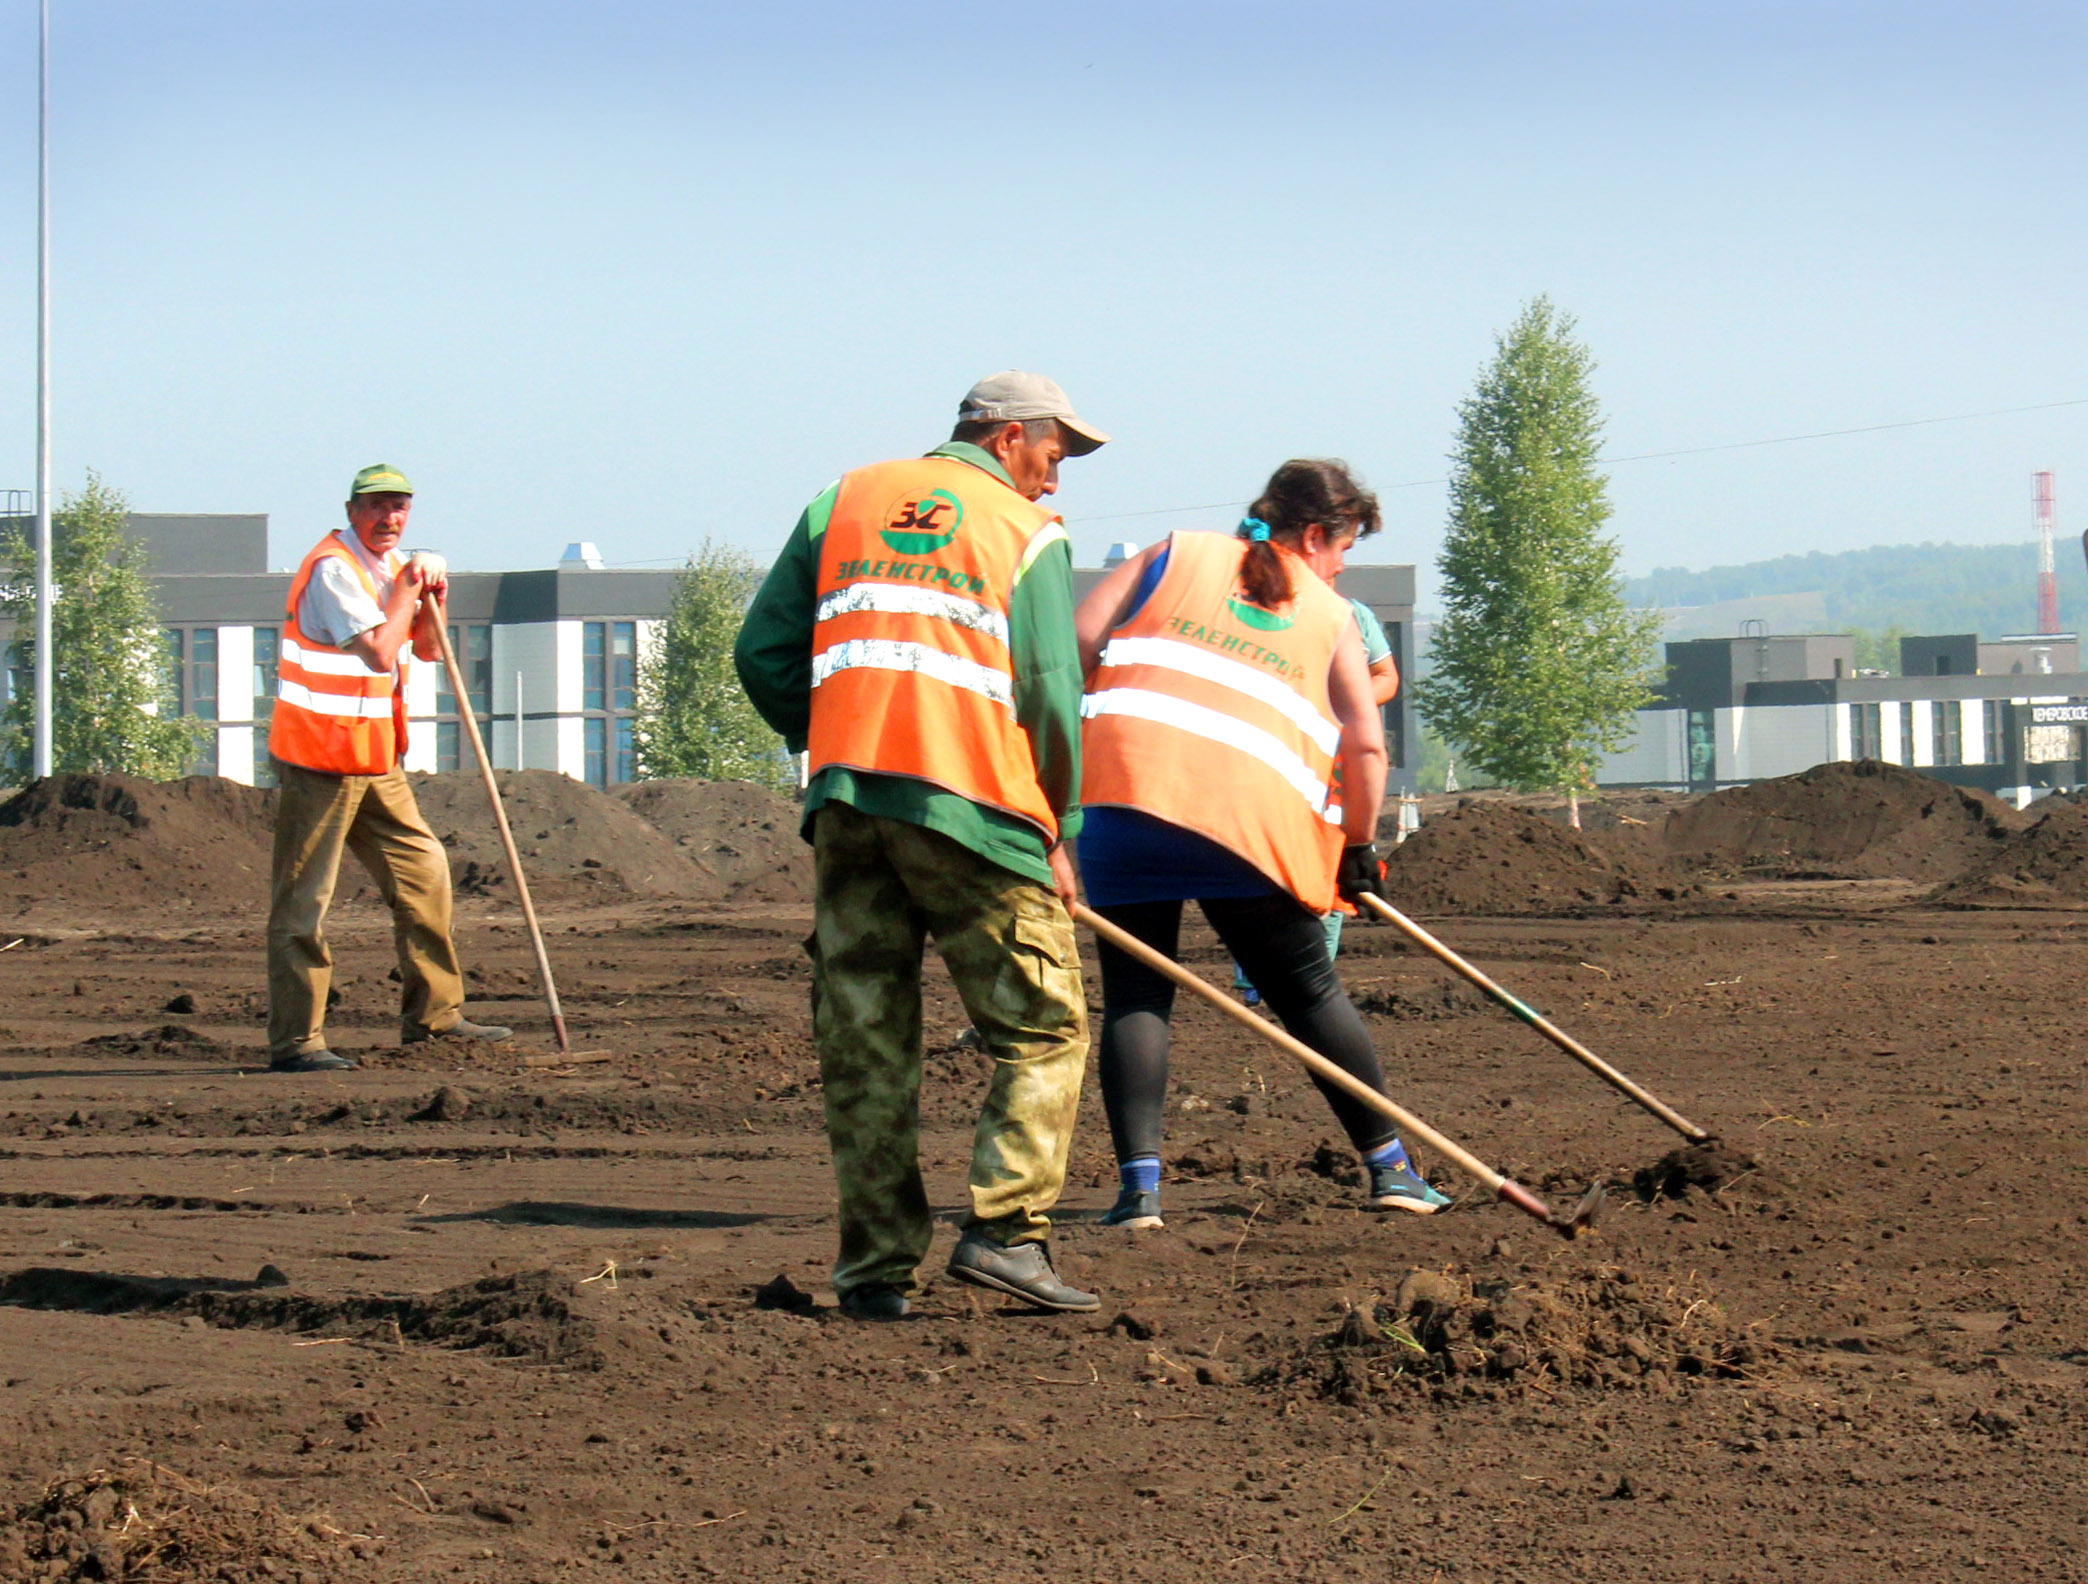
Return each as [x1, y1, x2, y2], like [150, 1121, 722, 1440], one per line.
[1078, 395, 2088, 526]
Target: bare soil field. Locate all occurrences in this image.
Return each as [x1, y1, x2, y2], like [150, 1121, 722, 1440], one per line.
[0, 768, 2084, 1582]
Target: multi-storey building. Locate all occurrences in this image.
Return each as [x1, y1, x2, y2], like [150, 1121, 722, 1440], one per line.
[1600, 630, 2088, 797]
[2, 512, 679, 789]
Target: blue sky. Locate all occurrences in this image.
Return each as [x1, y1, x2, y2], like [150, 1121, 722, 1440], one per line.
[0, 1, 2082, 608]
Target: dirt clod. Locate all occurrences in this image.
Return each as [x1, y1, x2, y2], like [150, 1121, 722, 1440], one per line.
[752, 1273, 816, 1314]
[1260, 1263, 1771, 1403]
[0, 1459, 350, 1583]
[412, 1085, 473, 1123]
[1634, 1141, 1769, 1201]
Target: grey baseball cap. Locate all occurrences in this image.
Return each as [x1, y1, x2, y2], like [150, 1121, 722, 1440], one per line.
[957, 370, 1111, 456]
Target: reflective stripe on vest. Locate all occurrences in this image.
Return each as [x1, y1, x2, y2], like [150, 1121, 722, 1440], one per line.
[1081, 532, 1351, 909]
[1081, 685, 1342, 820]
[805, 455, 1063, 838]
[267, 532, 408, 776]
[812, 637, 1015, 709]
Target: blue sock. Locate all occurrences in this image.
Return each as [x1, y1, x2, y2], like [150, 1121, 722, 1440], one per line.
[1120, 1156, 1161, 1195]
[1362, 1138, 1411, 1173]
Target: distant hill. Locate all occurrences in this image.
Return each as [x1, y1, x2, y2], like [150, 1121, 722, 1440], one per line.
[1623, 541, 2088, 640]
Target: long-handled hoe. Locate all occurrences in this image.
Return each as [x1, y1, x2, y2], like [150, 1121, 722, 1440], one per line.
[432, 605, 577, 1058]
[1351, 894, 1712, 1144]
[1072, 904, 1605, 1240]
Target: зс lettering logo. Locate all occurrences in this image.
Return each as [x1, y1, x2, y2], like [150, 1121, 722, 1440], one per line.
[880, 489, 964, 556]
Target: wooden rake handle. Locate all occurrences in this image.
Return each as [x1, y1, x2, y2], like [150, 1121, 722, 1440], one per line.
[432, 602, 571, 1055]
[1354, 893, 1710, 1143]
[1071, 903, 1577, 1235]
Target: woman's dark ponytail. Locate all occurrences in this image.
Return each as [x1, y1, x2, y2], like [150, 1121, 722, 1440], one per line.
[1233, 458, 1381, 610]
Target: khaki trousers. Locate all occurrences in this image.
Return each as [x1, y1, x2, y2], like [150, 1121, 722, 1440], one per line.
[808, 803, 1089, 1298]
[267, 759, 464, 1061]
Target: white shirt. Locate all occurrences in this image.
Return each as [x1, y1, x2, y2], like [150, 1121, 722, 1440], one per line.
[298, 529, 402, 649]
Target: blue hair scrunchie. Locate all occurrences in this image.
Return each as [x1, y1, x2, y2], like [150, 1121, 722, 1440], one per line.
[1241, 516, 1272, 542]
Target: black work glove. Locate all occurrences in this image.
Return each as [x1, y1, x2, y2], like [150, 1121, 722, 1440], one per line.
[1336, 842, 1386, 905]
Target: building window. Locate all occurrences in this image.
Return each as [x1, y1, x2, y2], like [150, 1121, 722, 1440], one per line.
[434, 624, 492, 721]
[1898, 701, 1914, 764]
[438, 720, 462, 775]
[252, 626, 278, 720]
[1852, 702, 1882, 760]
[164, 629, 187, 716]
[1686, 709, 1715, 786]
[1983, 700, 2007, 765]
[191, 629, 219, 723]
[584, 715, 607, 788]
[582, 620, 639, 786]
[1934, 700, 1962, 766]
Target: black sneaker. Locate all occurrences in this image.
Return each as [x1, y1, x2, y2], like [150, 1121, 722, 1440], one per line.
[946, 1232, 1099, 1313]
[269, 1051, 358, 1073]
[837, 1284, 911, 1322]
[1099, 1187, 1164, 1229]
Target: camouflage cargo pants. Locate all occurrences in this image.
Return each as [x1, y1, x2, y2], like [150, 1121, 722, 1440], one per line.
[808, 803, 1089, 1298]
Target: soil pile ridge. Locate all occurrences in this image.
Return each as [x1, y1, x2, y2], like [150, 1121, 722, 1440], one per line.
[0, 773, 276, 914]
[1662, 760, 2018, 882]
[1386, 802, 1684, 915]
[408, 769, 709, 899]
[0, 769, 812, 914]
[614, 778, 811, 903]
[1931, 793, 2088, 906]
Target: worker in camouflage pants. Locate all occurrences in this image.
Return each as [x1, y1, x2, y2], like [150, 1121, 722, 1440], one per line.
[735, 371, 1112, 1319]
[808, 806, 1087, 1297]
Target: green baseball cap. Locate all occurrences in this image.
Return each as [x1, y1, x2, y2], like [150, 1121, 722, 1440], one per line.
[350, 463, 414, 497]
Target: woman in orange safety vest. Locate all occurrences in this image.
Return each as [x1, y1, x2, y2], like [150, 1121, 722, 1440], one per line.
[1075, 458, 1451, 1228]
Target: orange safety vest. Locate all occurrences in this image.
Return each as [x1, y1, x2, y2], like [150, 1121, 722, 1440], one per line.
[268, 531, 410, 776]
[1082, 532, 1353, 911]
[806, 455, 1067, 839]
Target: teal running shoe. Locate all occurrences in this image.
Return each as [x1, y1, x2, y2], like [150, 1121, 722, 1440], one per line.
[1366, 1163, 1453, 1215]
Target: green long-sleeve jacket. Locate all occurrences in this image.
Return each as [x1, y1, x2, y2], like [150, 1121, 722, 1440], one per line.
[732, 442, 1085, 888]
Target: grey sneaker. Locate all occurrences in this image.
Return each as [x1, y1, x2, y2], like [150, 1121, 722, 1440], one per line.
[269, 1051, 358, 1073]
[1099, 1187, 1164, 1230]
[403, 1018, 514, 1045]
[837, 1284, 911, 1322]
[946, 1233, 1099, 1313]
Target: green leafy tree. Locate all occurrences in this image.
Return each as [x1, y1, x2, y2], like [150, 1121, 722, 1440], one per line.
[0, 471, 201, 780]
[633, 540, 793, 789]
[1417, 297, 1662, 823]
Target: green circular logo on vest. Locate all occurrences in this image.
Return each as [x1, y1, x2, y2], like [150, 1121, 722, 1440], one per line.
[1227, 597, 1295, 633]
[880, 489, 964, 556]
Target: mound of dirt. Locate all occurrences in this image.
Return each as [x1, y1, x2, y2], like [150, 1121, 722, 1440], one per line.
[1662, 760, 2019, 882]
[1386, 802, 1688, 915]
[615, 778, 811, 903]
[1258, 1262, 1771, 1405]
[1924, 792, 2088, 907]
[0, 1458, 355, 1582]
[0, 773, 277, 913]
[0, 1265, 600, 1367]
[408, 770, 709, 899]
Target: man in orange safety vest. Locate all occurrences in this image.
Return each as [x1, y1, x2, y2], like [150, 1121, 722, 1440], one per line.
[265, 463, 511, 1072]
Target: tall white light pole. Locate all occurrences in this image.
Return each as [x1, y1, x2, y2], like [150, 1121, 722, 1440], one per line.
[33, 0, 54, 777]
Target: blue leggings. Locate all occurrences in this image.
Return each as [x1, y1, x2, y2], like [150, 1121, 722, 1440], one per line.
[1093, 893, 1397, 1163]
